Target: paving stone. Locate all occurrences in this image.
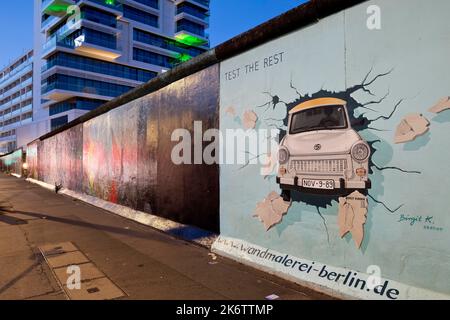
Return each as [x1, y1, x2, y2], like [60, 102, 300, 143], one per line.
[64, 277, 125, 300]
[46, 251, 89, 269]
[39, 242, 78, 256]
[54, 262, 105, 285]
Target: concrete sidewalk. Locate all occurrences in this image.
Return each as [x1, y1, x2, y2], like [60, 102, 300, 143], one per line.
[0, 174, 332, 300]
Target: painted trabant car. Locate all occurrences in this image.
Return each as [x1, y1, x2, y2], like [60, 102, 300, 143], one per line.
[276, 97, 371, 200]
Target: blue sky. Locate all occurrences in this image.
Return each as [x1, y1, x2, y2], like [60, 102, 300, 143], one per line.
[0, 0, 306, 68]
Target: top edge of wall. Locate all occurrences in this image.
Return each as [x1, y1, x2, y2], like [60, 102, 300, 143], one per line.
[33, 0, 369, 144]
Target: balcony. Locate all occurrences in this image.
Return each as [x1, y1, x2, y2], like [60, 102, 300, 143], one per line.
[73, 34, 122, 60]
[76, 0, 123, 14]
[41, 83, 116, 104]
[174, 31, 209, 47]
[42, 30, 121, 61]
[176, 19, 209, 44]
[0, 64, 32, 87]
[42, 0, 75, 17]
[41, 15, 59, 31]
[175, 12, 209, 27]
[41, 81, 79, 102]
[21, 103, 33, 113]
[1, 78, 33, 99]
[176, 3, 209, 25]
[0, 135, 16, 144]
[174, 0, 209, 10]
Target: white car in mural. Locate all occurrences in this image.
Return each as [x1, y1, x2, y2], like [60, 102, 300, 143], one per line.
[277, 98, 371, 200]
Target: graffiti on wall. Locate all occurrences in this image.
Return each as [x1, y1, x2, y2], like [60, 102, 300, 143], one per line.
[0, 149, 23, 176]
[37, 125, 83, 192]
[226, 67, 432, 248]
[83, 104, 139, 208]
[26, 142, 38, 180]
[218, 0, 450, 298]
[20, 66, 220, 233]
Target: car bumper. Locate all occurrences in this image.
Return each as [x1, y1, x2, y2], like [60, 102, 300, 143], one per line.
[276, 176, 371, 195]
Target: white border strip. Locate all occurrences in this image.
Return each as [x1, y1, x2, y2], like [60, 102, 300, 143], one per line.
[25, 178, 217, 248]
[212, 236, 450, 300]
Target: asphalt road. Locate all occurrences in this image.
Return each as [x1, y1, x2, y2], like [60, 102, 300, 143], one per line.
[0, 174, 332, 300]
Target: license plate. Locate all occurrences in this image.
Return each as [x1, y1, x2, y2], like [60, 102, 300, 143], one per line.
[302, 179, 335, 190]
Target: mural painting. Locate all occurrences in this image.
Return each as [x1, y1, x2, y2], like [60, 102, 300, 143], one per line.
[217, 0, 450, 299]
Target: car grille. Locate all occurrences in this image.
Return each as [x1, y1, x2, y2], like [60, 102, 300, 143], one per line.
[290, 159, 348, 174]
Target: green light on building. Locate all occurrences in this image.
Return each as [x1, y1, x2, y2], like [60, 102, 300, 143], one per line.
[46, 4, 70, 14]
[175, 53, 193, 63]
[174, 33, 207, 47]
[105, 0, 115, 5]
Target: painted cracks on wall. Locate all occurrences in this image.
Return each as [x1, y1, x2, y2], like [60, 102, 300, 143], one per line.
[229, 68, 430, 248]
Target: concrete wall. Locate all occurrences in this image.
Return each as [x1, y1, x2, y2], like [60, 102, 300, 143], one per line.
[23, 65, 220, 232]
[0, 149, 23, 176]
[214, 0, 450, 299]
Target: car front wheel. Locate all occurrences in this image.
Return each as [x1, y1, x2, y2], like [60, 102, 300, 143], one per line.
[281, 189, 291, 202]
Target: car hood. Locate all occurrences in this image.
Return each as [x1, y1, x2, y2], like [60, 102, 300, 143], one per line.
[284, 129, 361, 155]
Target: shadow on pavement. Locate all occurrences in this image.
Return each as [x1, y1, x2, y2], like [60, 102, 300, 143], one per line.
[0, 208, 179, 243]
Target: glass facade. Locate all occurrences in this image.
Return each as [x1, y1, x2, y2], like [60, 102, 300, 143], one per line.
[50, 115, 68, 131]
[176, 19, 205, 37]
[82, 28, 117, 49]
[49, 98, 105, 116]
[43, 74, 133, 98]
[47, 26, 117, 50]
[82, 7, 117, 28]
[191, 0, 210, 6]
[74, 0, 122, 11]
[177, 2, 209, 20]
[45, 52, 157, 82]
[132, 0, 159, 9]
[133, 29, 205, 57]
[133, 48, 174, 68]
[123, 5, 159, 27]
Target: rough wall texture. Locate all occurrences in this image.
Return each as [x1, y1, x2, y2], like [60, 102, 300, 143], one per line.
[141, 66, 220, 228]
[0, 149, 23, 175]
[38, 125, 83, 191]
[20, 66, 220, 232]
[26, 142, 38, 180]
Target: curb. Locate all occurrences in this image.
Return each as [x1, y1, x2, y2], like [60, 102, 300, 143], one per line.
[25, 177, 217, 248]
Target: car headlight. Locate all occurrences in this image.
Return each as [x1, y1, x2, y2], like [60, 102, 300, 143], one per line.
[351, 142, 370, 162]
[278, 147, 290, 165]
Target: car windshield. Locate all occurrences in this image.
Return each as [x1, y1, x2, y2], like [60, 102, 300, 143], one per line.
[290, 105, 348, 134]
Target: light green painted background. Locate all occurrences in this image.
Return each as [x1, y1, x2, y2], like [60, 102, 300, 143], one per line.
[219, 0, 450, 295]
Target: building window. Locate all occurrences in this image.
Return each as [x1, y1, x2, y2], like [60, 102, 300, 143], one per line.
[51, 115, 69, 131]
[123, 5, 158, 27]
[133, 48, 173, 68]
[176, 2, 209, 20]
[45, 52, 157, 82]
[133, 29, 206, 57]
[49, 98, 105, 116]
[83, 28, 117, 49]
[132, 0, 159, 9]
[176, 19, 205, 37]
[42, 74, 134, 98]
[82, 6, 118, 28]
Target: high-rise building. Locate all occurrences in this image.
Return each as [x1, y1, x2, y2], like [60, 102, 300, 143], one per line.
[0, 51, 34, 155]
[18, 0, 209, 147]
